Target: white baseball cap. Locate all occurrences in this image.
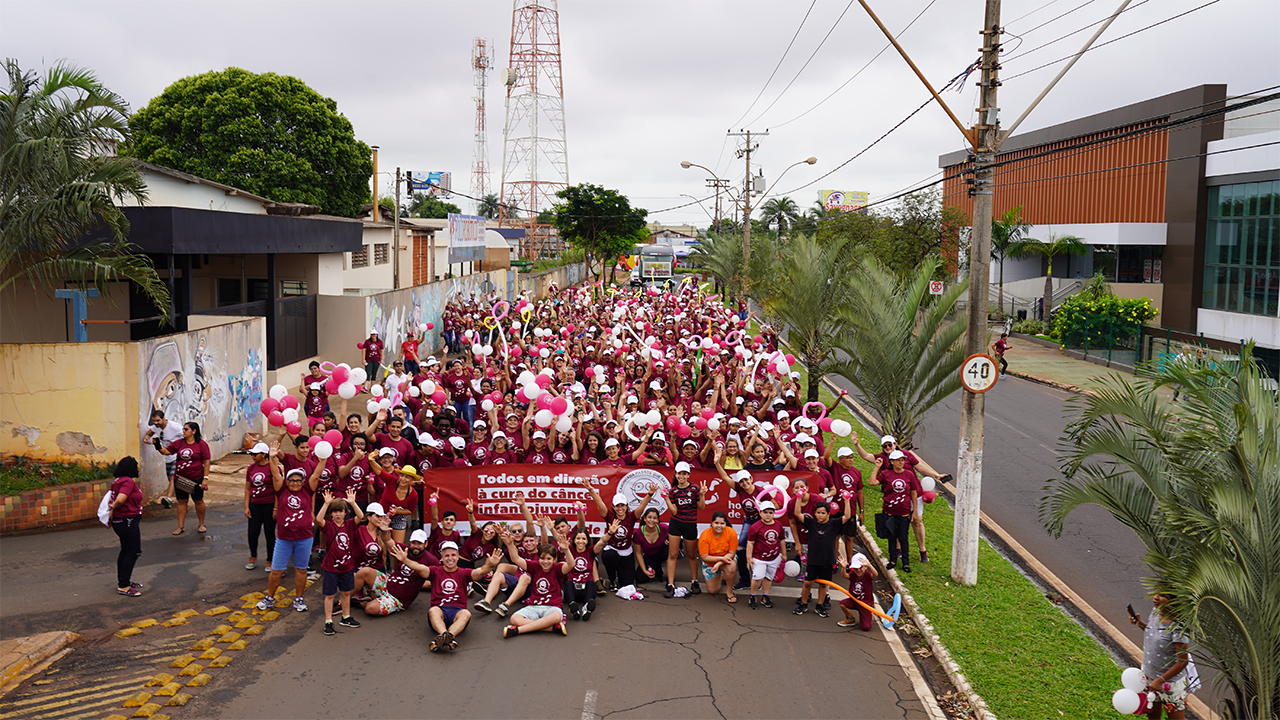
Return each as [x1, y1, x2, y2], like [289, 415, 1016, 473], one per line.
[532, 430, 547, 439]
[626, 395, 639, 404]
[837, 447, 855, 457]
[492, 431, 508, 440]
[759, 501, 776, 511]
[776, 411, 789, 420]
[285, 468, 306, 479]
[804, 449, 820, 458]
[682, 439, 698, 447]
[309, 382, 322, 391]
[449, 436, 465, 449]
[473, 419, 487, 428]
[732, 470, 752, 481]
[880, 435, 896, 445]
[850, 552, 869, 569]
[651, 431, 665, 441]
[794, 433, 813, 444]
[604, 438, 620, 448]
[365, 502, 386, 516]
[611, 493, 628, 506]
[378, 447, 397, 457]
[674, 461, 691, 473]
[888, 449, 906, 460]
[439, 541, 459, 552]
[250, 442, 270, 454]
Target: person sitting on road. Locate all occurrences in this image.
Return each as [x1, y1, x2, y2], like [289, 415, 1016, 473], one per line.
[426, 541, 503, 652]
[564, 526, 609, 621]
[633, 507, 670, 586]
[354, 528, 438, 616]
[698, 511, 738, 603]
[499, 522, 572, 639]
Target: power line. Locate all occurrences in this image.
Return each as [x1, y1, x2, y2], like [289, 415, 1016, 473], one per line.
[1006, 0, 1072, 27]
[744, 0, 859, 128]
[771, 0, 939, 129]
[727, 0, 817, 130]
[1013, 0, 1102, 38]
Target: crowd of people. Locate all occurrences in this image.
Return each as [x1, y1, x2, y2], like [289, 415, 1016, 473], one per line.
[119, 279, 931, 649]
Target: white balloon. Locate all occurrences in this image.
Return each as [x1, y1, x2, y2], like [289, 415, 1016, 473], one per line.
[517, 371, 535, 387]
[378, 398, 392, 411]
[481, 399, 495, 412]
[539, 348, 550, 358]
[646, 410, 662, 426]
[524, 385, 542, 401]
[783, 560, 801, 578]
[541, 368, 554, 376]
[337, 362, 350, 372]
[744, 383, 755, 394]
[472, 345, 484, 356]
[482, 345, 494, 356]
[634, 412, 650, 428]
[555, 416, 573, 433]
[534, 409, 554, 428]
[830, 419, 852, 437]
[640, 348, 651, 359]
[338, 382, 358, 400]
[1121, 668, 1146, 694]
[772, 475, 791, 492]
[269, 384, 288, 401]
[706, 418, 721, 432]
[350, 368, 367, 385]
[612, 338, 623, 349]
[370, 385, 385, 398]
[419, 323, 428, 333]
[920, 476, 937, 493]
[420, 380, 436, 396]
[314, 440, 334, 459]
[281, 407, 299, 423]
[408, 386, 420, 397]
[366, 400, 381, 414]
[1112, 689, 1140, 715]
[594, 365, 605, 377]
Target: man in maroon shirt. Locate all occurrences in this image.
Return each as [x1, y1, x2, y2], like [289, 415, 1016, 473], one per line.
[356, 529, 439, 616]
[359, 330, 384, 386]
[426, 541, 503, 652]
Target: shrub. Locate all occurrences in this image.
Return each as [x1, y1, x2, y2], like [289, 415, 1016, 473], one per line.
[1051, 294, 1157, 348]
[1011, 319, 1043, 335]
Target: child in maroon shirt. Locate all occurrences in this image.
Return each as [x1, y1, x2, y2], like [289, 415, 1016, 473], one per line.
[316, 489, 365, 635]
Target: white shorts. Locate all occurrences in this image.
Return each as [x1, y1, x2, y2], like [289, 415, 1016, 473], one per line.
[914, 497, 925, 516]
[751, 556, 781, 581]
[515, 605, 562, 621]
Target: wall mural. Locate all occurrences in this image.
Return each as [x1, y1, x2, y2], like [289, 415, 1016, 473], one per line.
[136, 319, 265, 493]
[367, 269, 509, 364]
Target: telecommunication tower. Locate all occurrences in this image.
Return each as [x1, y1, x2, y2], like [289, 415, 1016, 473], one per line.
[470, 38, 493, 216]
[498, 0, 569, 258]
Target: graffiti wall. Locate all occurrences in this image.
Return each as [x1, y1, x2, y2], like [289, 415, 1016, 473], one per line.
[366, 268, 510, 361]
[517, 263, 588, 300]
[137, 318, 265, 493]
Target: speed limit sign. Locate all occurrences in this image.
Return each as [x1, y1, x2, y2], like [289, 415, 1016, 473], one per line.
[960, 353, 999, 393]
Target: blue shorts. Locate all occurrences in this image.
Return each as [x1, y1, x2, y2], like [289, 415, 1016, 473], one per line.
[503, 573, 521, 588]
[438, 605, 463, 625]
[272, 537, 314, 570]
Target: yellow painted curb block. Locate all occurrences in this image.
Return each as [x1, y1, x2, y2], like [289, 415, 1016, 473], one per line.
[224, 640, 247, 652]
[107, 715, 129, 720]
[198, 648, 221, 660]
[203, 606, 231, 616]
[226, 611, 247, 622]
[260, 611, 280, 622]
[234, 618, 255, 629]
[165, 693, 192, 707]
[130, 704, 163, 719]
[185, 673, 212, 687]
[160, 618, 188, 628]
[189, 638, 215, 651]
[168, 655, 194, 669]
[239, 592, 265, 601]
[208, 655, 232, 668]
[146, 673, 174, 687]
[131, 619, 158, 629]
[209, 625, 231, 636]
[172, 610, 199, 619]
[241, 601, 259, 609]
[115, 628, 143, 639]
[176, 663, 203, 678]
[153, 682, 184, 697]
[243, 624, 265, 636]
[122, 691, 152, 707]
[217, 632, 240, 644]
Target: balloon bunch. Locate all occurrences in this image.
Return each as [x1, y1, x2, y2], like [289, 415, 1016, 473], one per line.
[755, 475, 792, 516]
[414, 378, 448, 410]
[305, 429, 343, 460]
[515, 370, 576, 433]
[919, 475, 938, 504]
[1112, 668, 1159, 715]
[260, 385, 301, 433]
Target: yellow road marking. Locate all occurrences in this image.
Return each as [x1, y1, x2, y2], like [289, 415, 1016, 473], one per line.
[0, 676, 151, 708]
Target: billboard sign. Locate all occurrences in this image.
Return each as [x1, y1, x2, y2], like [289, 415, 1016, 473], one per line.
[448, 213, 486, 263]
[819, 190, 868, 213]
[408, 171, 452, 196]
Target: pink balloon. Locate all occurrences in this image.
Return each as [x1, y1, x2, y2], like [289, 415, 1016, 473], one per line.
[584, 366, 596, 378]
[551, 397, 569, 415]
[491, 392, 504, 404]
[666, 415, 680, 430]
[534, 374, 553, 389]
[325, 378, 340, 394]
[307, 435, 321, 449]
[431, 390, 447, 405]
[280, 395, 300, 410]
[694, 417, 708, 430]
[677, 424, 692, 439]
[511, 346, 523, 358]
[566, 323, 575, 333]
[922, 490, 937, 504]
[561, 328, 570, 337]
[536, 342, 547, 351]
[802, 401, 827, 422]
[324, 429, 343, 446]
[515, 387, 529, 403]
[332, 366, 349, 383]
[260, 398, 280, 416]
[785, 354, 796, 365]
[701, 408, 714, 420]
[767, 362, 777, 374]
[285, 420, 302, 435]
[426, 322, 435, 330]
[537, 394, 552, 410]
[818, 418, 834, 433]
[268, 410, 285, 427]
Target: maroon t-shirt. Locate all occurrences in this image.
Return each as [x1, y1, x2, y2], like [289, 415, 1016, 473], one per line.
[522, 447, 552, 464]
[461, 532, 497, 564]
[167, 439, 210, 480]
[354, 525, 384, 570]
[464, 441, 489, 465]
[879, 470, 920, 516]
[632, 523, 669, 555]
[321, 518, 357, 573]
[305, 392, 327, 419]
[550, 446, 572, 464]
[375, 434, 416, 465]
[599, 457, 627, 467]
[606, 509, 637, 551]
[109, 477, 143, 518]
[832, 464, 863, 515]
[526, 564, 567, 607]
[567, 547, 595, 585]
[485, 449, 518, 465]
[245, 463, 275, 504]
[386, 543, 439, 607]
[362, 338, 384, 363]
[428, 565, 474, 608]
[276, 486, 315, 541]
[379, 485, 419, 518]
[428, 527, 462, 558]
[335, 454, 373, 503]
[747, 520, 784, 561]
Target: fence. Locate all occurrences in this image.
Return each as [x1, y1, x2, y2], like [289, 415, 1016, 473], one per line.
[1057, 312, 1144, 368]
[1138, 325, 1279, 379]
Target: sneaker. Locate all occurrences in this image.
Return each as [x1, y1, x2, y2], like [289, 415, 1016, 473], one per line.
[339, 616, 361, 628]
[748, 595, 758, 610]
[582, 599, 596, 621]
[920, 551, 930, 563]
[689, 582, 701, 596]
[762, 596, 774, 609]
[820, 599, 831, 611]
[474, 599, 494, 614]
[323, 621, 336, 636]
[255, 596, 276, 610]
[264, 564, 272, 573]
[816, 605, 830, 618]
[838, 618, 857, 627]
[161, 497, 174, 509]
[292, 597, 308, 612]
[430, 633, 446, 651]
[496, 602, 509, 617]
[245, 562, 256, 570]
[306, 571, 321, 582]
[469, 580, 486, 597]
[793, 603, 808, 616]
[664, 585, 676, 599]
[553, 621, 567, 636]
[503, 625, 520, 639]
[568, 602, 582, 620]
[733, 580, 750, 591]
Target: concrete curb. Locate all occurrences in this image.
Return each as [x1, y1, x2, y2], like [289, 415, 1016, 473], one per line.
[0, 631, 78, 697]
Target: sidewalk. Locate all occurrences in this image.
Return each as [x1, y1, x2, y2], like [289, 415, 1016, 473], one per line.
[1004, 334, 1163, 396]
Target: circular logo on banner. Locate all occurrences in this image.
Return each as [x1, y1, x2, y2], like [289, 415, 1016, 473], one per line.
[960, 353, 999, 394]
[617, 468, 669, 514]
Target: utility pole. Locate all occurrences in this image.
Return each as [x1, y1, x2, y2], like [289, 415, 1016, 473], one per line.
[394, 167, 401, 290]
[728, 130, 766, 263]
[951, 0, 1002, 586]
[705, 178, 729, 232]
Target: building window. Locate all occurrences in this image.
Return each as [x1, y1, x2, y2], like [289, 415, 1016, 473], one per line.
[280, 280, 308, 297]
[216, 278, 241, 307]
[247, 279, 270, 302]
[351, 245, 369, 268]
[374, 243, 390, 265]
[1203, 181, 1280, 317]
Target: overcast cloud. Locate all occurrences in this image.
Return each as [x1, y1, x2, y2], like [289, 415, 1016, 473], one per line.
[6, 0, 1278, 226]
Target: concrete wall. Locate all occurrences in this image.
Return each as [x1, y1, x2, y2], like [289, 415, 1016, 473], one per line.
[317, 294, 369, 369]
[136, 318, 266, 494]
[367, 269, 510, 365]
[1112, 282, 1165, 324]
[517, 263, 587, 299]
[1, 279, 134, 344]
[342, 225, 396, 292]
[118, 168, 267, 215]
[0, 342, 139, 464]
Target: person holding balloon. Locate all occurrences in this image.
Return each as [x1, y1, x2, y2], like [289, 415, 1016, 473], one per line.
[1129, 594, 1191, 719]
[836, 552, 879, 630]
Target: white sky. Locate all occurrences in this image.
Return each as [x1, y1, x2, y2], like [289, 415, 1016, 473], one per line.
[6, 0, 1278, 226]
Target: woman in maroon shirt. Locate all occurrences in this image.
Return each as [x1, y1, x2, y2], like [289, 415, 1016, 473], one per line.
[109, 456, 145, 596]
[157, 422, 211, 535]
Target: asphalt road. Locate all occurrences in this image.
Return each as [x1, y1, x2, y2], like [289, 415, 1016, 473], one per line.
[0, 507, 930, 720]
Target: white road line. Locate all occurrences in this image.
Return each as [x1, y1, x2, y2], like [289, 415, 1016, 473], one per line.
[581, 689, 598, 720]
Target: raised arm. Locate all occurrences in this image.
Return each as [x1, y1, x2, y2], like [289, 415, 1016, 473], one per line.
[580, 479, 609, 519]
[465, 498, 479, 534]
[269, 441, 285, 490]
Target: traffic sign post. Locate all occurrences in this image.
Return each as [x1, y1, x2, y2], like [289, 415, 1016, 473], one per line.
[929, 280, 944, 295]
[959, 353, 999, 394]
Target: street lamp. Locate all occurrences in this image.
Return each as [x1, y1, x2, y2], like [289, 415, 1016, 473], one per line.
[681, 156, 815, 263]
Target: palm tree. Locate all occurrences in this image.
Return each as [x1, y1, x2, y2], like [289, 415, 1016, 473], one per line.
[829, 256, 969, 446]
[759, 196, 800, 234]
[752, 233, 858, 401]
[1008, 232, 1087, 319]
[1041, 346, 1280, 719]
[1, 60, 168, 318]
[478, 193, 500, 219]
[991, 206, 1031, 312]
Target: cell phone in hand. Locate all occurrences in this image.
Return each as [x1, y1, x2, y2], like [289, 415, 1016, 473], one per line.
[1127, 603, 1138, 621]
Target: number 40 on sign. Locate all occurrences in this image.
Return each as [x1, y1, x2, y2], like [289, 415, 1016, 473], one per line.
[960, 353, 999, 393]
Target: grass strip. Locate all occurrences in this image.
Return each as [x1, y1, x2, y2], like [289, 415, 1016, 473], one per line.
[0, 457, 113, 496]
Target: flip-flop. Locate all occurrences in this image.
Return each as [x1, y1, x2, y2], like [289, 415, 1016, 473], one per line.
[172, 528, 184, 535]
[197, 525, 207, 533]
[726, 595, 738, 603]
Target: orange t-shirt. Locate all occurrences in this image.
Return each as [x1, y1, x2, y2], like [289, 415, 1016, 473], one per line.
[698, 527, 738, 559]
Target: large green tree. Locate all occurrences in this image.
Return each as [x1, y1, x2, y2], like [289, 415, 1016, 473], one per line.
[1, 59, 169, 318]
[1008, 232, 1088, 319]
[126, 67, 372, 217]
[551, 183, 647, 283]
[759, 196, 800, 234]
[477, 193, 501, 219]
[819, 188, 965, 280]
[1041, 347, 1280, 719]
[409, 194, 461, 219]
